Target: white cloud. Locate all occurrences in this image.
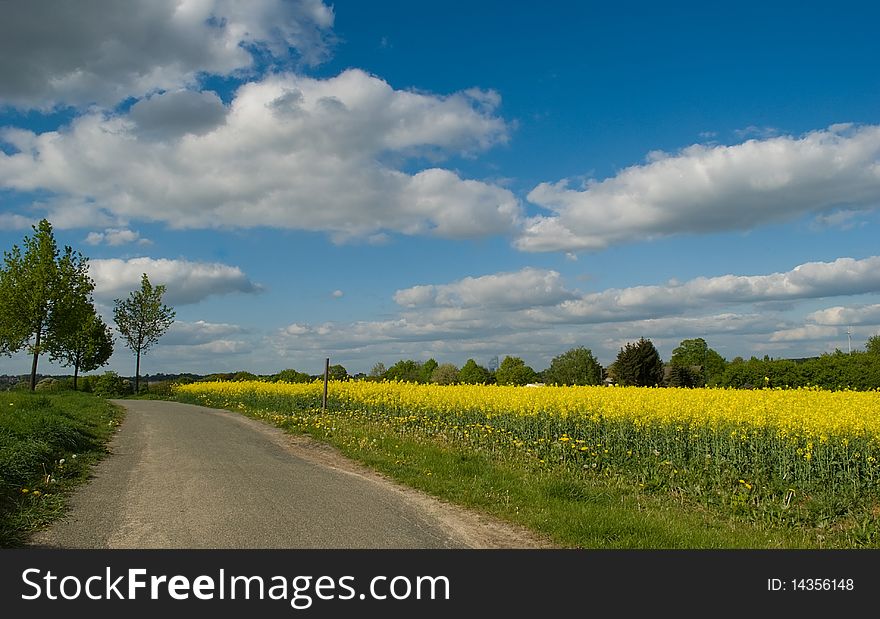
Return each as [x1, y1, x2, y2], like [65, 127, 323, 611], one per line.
[331, 290, 344, 298]
[89, 257, 261, 305]
[0, 70, 519, 242]
[518, 124, 880, 252]
[162, 320, 246, 346]
[0, 212, 33, 230]
[769, 325, 839, 342]
[85, 228, 151, 246]
[528, 256, 880, 324]
[0, 0, 335, 109]
[806, 304, 880, 326]
[269, 256, 880, 370]
[394, 267, 576, 309]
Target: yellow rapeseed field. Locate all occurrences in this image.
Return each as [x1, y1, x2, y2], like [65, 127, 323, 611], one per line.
[176, 380, 880, 504]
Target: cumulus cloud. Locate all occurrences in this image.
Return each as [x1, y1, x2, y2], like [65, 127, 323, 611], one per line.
[0, 0, 335, 109]
[0, 70, 519, 242]
[806, 304, 880, 326]
[528, 256, 880, 324]
[129, 90, 227, 140]
[162, 320, 246, 346]
[518, 124, 880, 252]
[84, 228, 151, 246]
[394, 267, 576, 309]
[769, 325, 840, 342]
[270, 256, 880, 370]
[89, 257, 261, 305]
[0, 212, 33, 230]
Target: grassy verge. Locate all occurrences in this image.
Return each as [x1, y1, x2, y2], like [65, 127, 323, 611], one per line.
[175, 393, 852, 548]
[0, 390, 123, 547]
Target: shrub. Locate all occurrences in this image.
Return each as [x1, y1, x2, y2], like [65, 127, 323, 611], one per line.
[93, 371, 129, 397]
[34, 377, 61, 392]
[431, 363, 459, 385]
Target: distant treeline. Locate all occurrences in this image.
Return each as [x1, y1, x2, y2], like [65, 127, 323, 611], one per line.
[718, 351, 880, 390]
[5, 335, 880, 393]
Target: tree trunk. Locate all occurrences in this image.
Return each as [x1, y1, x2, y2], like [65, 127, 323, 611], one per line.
[135, 350, 140, 394]
[30, 326, 41, 391]
[73, 361, 79, 391]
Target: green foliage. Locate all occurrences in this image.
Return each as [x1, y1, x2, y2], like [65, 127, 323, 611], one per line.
[0, 391, 121, 546]
[495, 356, 538, 386]
[458, 359, 491, 384]
[275, 369, 312, 383]
[614, 338, 664, 387]
[201, 373, 234, 382]
[231, 371, 259, 382]
[0, 219, 95, 390]
[47, 311, 113, 389]
[543, 347, 603, 386]
[719, 352, 880, 390]
[113, 273, 175, 392]
[328, 364, 348, 381]
[384, 359, 424, 383]
[665, 364, 700, 388]
[420, 358, 438, 383]
[430, 363, 459, 385]
[368, 362, 386, 378]
[867, 335, 880, 356]
[669, 338, 727, 386]
[34, 377, 62, 392]
[92, 371, 131, 398]
[143, 380, 175, 397]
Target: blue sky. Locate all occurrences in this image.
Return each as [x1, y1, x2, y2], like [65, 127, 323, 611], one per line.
[2, 0, 880, 377]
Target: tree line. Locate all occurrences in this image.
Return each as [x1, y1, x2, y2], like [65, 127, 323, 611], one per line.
[255, 335, 880, 391]
[0, 220, 174, 392]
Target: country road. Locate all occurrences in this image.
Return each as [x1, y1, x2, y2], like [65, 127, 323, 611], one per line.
[29, 400, 549, 549]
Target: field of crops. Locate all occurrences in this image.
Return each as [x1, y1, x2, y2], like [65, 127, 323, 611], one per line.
[175, 380, 880, 532]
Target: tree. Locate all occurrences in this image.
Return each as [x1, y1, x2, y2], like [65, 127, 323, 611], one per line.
[369, 362, 386, 378]
[458, 358, 491, 384]
[48, 311, 114, 390]
[420, 358, 438, 383]
[867, 335, 880, 356]
[275, 369, 311, 383]
[0, 219, 94, 390]
[113, 273, 175, 393]
[495, 356, 538, 386]
[669, 337, 727, 386]
[328, 364, 348, 380]
[543, 346, 603, 386]
[384, 359, 423, 383]
[45, 249, 111, 390]
[430, 363, 459, 385]
[614, 338, 664, 387]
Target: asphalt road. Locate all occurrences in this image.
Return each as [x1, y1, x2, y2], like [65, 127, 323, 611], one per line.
[29, 400, 474, 549]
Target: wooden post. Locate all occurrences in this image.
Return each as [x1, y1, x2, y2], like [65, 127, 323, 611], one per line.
[322, 357, 330, 412]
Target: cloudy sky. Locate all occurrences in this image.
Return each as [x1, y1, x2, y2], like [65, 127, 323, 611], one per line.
[2, 0, 879, 377]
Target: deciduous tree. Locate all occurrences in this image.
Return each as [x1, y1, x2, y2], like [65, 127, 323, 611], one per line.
[669, 337, 727, 386]
[0, 219, 92, 390]
[495, 356, 538, 386]
[113, 273, 175, 393]
[458, 359, 490, 384]
[543, 346, 603, 386]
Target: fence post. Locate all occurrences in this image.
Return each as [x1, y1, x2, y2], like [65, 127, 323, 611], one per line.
[322, 357, 329, 412]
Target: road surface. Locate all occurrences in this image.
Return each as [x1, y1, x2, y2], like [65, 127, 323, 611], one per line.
[29, 400, 548, 549]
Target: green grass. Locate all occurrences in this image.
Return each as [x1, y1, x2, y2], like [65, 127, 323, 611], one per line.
[177, 394, 849, 548]
[0, 390, 123, 547]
